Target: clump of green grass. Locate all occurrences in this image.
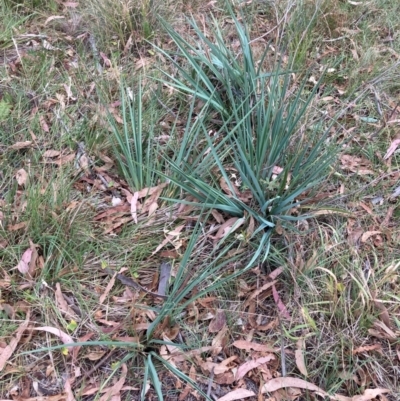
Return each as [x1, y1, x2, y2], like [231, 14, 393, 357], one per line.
[0, 2, 32, 50]
[106, 80, 164, 192]
[154, 6, 342, 264]
[82, 0, 167, 49]
[4, 0, 57, 10]
[14, 216, 244, 401]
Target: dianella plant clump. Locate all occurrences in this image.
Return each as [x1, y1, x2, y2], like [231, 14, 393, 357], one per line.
[153, 7, 340, 266]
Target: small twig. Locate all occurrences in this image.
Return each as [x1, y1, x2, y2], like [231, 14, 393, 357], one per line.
[102, 267, 168, 299]
[12, 37, 24, 69]
[53, 109, 71, 135]
[322, 36, 348, 42]
[74, 350, 115, 388]
[370, 85, 383, 117]
[278, 315, 287, 377]
[371, 99, 400, 139]
[351, 9, 370, 27]
[249, 1, 295, 45]
[96, 173, 109, 188]
[88, 34, 102, 74]
[335, 170, 400, 200]
[154, 93, 177, 119]
[16, 34, 48, 39]
[384, 100, 400, 123]
[369, 59, 400, 86]
[206, 366, 215, 399]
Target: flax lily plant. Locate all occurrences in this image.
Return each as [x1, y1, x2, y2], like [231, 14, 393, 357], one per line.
[155, 10, 339, 264]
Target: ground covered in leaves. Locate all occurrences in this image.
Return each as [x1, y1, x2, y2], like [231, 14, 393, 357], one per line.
[1, 0, 400, 400]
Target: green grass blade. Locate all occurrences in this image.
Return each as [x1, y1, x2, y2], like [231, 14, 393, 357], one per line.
[147, 355, 164, 400]
[151, 352, 212, 400]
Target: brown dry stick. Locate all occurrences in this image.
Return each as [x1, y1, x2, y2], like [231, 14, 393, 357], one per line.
[102, 267, 168, 300]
